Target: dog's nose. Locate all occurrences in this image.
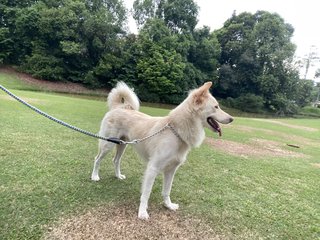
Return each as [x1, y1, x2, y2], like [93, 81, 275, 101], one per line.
[229, 117, 234, 123]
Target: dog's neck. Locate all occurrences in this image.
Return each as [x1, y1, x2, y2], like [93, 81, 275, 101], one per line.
[168, 100, 205, 148]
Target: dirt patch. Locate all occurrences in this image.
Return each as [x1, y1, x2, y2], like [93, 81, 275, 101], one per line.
[0, 66, 108, 96]
[205, 138, 307, 159]
[44, 204, 222, 240]
[312, 163, 320, 168]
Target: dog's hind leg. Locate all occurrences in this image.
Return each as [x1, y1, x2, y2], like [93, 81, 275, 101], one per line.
[113, 144, 127, 180]
[162, 163, 180, 211]
[91, 141, 115, 181]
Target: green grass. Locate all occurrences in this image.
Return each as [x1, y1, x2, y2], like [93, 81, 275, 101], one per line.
[1, 75, 320, 239]
[0, 72, 41, 91]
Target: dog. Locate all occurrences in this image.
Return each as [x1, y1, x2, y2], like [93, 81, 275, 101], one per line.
[91, 81, 233, 219]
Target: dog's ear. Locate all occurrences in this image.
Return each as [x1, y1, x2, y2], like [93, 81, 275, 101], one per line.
[201, 82, 212, 91]
[193, 82, 212, 106]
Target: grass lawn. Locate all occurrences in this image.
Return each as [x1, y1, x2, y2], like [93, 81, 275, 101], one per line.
[0, 71, 41, 91]
[1, 75, 320, 239]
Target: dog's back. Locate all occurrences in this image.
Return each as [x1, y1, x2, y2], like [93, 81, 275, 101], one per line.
[107, 82, 140, 111]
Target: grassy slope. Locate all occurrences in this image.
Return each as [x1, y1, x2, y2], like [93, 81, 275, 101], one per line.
[1, 74, 319, 239]
[0, 72, 41, 91]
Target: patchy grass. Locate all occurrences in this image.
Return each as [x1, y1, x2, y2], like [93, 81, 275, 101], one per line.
[44, 203, 219, 240]
[0, 79, 320, 239]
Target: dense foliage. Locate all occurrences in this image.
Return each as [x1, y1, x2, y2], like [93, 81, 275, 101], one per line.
[0, 0, 314, 112]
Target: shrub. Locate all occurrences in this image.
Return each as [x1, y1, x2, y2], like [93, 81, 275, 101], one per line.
[299, 106, 320, 117]
[22, 53, 64, 81]
[83, 71, 101, 89]
[224, 94, 265, 113]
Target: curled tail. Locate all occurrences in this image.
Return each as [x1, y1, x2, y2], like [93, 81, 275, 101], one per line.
[107, 82, 140, 111]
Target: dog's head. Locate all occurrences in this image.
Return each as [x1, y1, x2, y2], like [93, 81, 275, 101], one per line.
[191, 82, 233, 136]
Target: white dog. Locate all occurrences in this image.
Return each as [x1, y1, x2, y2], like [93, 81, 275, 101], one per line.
[91, 82, 233, 219]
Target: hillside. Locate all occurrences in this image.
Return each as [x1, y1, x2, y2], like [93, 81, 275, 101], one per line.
[0, 66, 108, 96]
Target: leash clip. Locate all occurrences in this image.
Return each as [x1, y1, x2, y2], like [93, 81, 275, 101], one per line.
[106, 138, 126, 145]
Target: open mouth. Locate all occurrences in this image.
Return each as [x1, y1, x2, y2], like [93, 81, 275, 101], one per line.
[207, 117, 222, 136]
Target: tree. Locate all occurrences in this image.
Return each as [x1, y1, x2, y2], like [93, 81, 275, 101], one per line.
[136, 43, 185, 102]
[188, 26, 221, 83]
[133, 0, 199, 33]
[132, 0, 157, 28]
[0, 27, 11, 63]
[215, 11, 306, 113]
[215, 12, 260, 97]
[134, 19, 186, 103]
[8, 0, 128, 84]
[162, 0, 199, 33]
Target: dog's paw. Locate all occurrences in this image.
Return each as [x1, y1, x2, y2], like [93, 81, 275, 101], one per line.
[164, 202, 179, 211]
[116, 174, 126, 180]
[138, 210, 150, 220]
[91, 175, 100, 181]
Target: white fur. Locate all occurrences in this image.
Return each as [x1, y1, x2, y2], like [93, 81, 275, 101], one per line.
[107, 82, 140, 111]
[91, 82, 233, 220]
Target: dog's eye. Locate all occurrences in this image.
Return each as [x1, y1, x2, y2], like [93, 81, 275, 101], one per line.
[214, 106, 219, 109]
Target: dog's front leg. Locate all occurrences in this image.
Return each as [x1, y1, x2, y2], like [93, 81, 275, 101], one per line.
[138, 164, 159, 220]
[162, 164, 180, 211]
